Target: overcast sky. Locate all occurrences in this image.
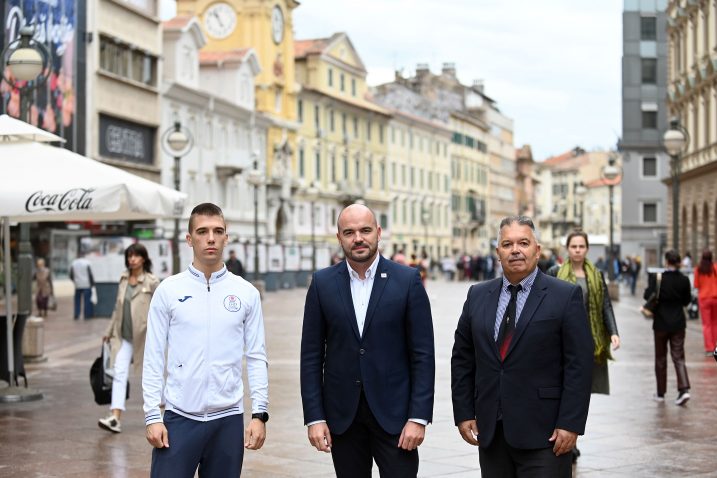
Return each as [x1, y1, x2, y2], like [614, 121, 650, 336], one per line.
[163, 0, 623, 160]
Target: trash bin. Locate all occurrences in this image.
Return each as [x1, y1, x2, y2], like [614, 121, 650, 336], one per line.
[22, 316, 46, 362]
[93, 282, 119, 318]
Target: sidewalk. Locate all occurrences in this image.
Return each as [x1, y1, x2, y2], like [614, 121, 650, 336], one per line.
[0, 280, 715, 477]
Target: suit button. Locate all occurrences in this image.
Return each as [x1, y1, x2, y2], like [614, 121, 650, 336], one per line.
[359, 348, 365, 355]
[355, 380, 361, 386]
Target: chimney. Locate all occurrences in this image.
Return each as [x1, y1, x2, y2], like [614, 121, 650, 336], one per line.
[472, 79, 484, 93]
[415, 63, 430, 78]
[441, 62, 456, 77]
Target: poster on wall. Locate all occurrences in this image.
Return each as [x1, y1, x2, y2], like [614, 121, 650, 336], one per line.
[1, 0, 83, 152]
[284, 245, 300, 271]
[81, 236, 134, 283]
[267, 245, 284, 273]
[143, 239, 172, 280]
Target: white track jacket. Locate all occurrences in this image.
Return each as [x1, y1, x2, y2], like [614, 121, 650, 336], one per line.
[143, 264, 268, 425]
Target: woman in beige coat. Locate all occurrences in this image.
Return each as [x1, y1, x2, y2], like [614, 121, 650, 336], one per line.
[98, 243, 159, 433]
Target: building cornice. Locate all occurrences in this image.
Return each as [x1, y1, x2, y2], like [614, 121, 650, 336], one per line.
[663, 155, 717, 185]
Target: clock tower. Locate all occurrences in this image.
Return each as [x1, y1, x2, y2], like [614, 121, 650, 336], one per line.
[175, 0, 300, 243]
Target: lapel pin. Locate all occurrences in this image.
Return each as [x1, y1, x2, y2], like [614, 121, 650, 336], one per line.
[381, 273, 387, 278]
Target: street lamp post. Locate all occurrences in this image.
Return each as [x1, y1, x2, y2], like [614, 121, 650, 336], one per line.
[0, 26, 50, 402]
[662, 119, 689, 253]
[602, 156, 620, 285]
[161, 121, 193, 274]
[575, 181, 587, 229]
[457, 212, 469, 254]
[2, 26, 51, 317]
[421, 207, 430, 256]
[305, 184, 319, 273]
[246, 154, 264, 288]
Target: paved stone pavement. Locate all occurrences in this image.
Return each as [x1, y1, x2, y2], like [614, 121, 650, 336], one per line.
[1, 278, 716, 477]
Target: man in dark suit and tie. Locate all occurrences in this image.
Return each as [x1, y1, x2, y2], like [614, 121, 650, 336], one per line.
[301, 204, 435, 478]
[451, 216, 593, 477]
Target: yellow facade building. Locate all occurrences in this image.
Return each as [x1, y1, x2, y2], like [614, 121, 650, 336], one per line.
[176, 0, 300, 242]
[386, 112, 452, 259]
[450, 112, 491, 254]
[293, 33, 392, 253]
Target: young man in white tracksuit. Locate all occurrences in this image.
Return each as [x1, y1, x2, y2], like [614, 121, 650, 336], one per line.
[143, 203, 269, 477]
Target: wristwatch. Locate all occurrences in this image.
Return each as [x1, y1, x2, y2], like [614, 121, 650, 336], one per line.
[251, 412, 269, 423]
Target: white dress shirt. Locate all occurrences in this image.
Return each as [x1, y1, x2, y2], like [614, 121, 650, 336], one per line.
[346, 254, 381, 336]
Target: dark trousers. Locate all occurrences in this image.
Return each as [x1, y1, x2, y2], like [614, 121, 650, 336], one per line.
[331, 392, 418, 478]
[73, 288, 93, 319]
[151, 411, 244, 478]
[478, 422, 571, 478]
[654, 329, 690, 396]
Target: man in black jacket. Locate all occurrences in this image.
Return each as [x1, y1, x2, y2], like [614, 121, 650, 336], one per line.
[644, 249, 692, 405]
[225, 250, 244, 277]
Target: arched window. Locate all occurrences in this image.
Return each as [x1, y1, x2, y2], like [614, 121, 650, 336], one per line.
[691, 204, 698, 258]
[681, 207, 688, 255]
[702, 202, 710, 252]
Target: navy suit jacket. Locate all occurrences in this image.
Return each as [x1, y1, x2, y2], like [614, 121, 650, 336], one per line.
[300, 256, 435, 435]
[451, 271, 593, 449]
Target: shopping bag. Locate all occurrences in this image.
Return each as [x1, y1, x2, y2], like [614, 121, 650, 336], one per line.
[687, 296, 699, 320]
[640, 273, 662, 318]
[47, 294, 57, 311]
[89, 343, 128, 405]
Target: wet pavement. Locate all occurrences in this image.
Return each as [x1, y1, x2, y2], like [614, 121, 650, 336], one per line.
[1, 278, 716, 477]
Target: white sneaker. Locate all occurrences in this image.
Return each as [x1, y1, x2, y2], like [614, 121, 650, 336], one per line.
[98, 415, 121, 433]
[675, 391, 690, 406]
[652, 393, 665, 402]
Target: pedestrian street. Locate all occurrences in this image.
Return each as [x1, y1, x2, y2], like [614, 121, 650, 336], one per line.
[0, 278, 715, 477]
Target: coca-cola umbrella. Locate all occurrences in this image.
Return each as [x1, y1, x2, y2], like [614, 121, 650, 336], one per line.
[0, 141, 185, 221]
[1, 139, 186, 396]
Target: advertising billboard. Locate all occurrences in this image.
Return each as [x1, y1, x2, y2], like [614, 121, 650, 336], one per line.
[1, 0, 85, 152]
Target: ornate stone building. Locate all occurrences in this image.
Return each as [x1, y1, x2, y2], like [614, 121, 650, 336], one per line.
[666, 0, 717, 255]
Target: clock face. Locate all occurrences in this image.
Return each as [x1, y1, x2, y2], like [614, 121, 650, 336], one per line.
[204, 3, 237, 40]
[271, 5, 284, 44]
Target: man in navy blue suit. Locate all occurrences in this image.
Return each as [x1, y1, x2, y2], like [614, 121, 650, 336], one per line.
[451, 216, 593, 477]
[300, 204, 435, 478]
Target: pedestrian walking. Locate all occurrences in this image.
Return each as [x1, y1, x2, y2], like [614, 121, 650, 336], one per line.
[682, 252, 693, 271]
[225, 249, 244, 277]
[33, 258, 53, 318]
[98, 243, 159, 434]
[143, 203, 269, 477]
[409, 253, 427, 285]
[392, 249, 407, 265]
[644, 250, 692, 405]
[300, 204, 435, 478]
[441, 254, 457, 281]
[546, 230, 620, 462]
[451, 216, 593, 477]
[693, 250, 717, 355]
[69, 252, 94, 320]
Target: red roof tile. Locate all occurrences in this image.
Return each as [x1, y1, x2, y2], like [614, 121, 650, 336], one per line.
[200, 49, 251, 65]
[586, 176, 621, 188]
[543, 150, 576, 165]
[163, 15, 193, 30]
[294, 38, 330, 58]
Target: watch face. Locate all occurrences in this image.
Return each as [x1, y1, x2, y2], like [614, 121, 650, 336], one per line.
[204, 3, 237, 40]
[271, 5, 284, 44]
